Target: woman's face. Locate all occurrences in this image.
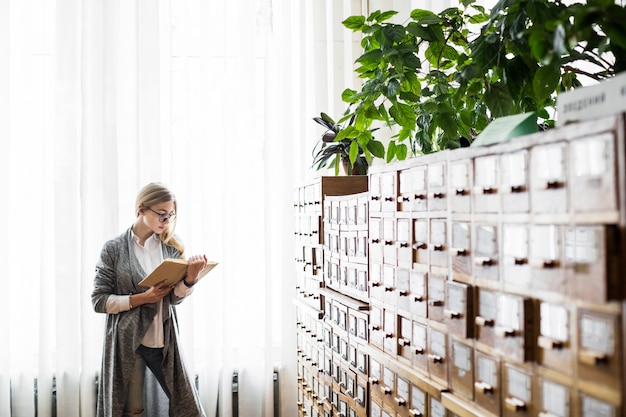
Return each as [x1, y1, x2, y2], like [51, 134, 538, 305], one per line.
[140, 201, 176, 235]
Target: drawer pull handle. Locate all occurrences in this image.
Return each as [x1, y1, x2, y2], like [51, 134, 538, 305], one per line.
[371, 196, 380, 201]
[415, 347, 425, 355]
[433, 192, 445, 199]
[444, 309, 461, 319]
[400, 196, 410, 202]
[545, 180, 564, 189]
[414, 193, 426, 200]
[428, 354, 443, 363]
[475, 257, 495, 266]
[433, 244, 444, 251]
[482, 186, 497, 194]
[384, 197, 394, 202]
[384, 240, 394, 246]
[453, 248, 468, 256]
[514, 257, 528, 265]
[381, 386, 392, 395]
[579, 349, 609, 366]
[538, 335, 566, 350]
[398, 290, 408, 296]
[409, 409, 423, 417]
[510, 184, 526, 193]
[414, 295, 425, 302]
[394, 396, 406, 406]
[369, 376, 379, 385]
[474, 381, 493, 394]
[475, 316, 495, 327]
[428, 300, 444, 307]
[505, 397, 527, 412]
[414, 242, 427, 250]
[398, 337, 411, 346]
[400, 242, 409, 248]
[496, 327, 517, 338]
[371, 238, 380, 244]
[384, 286, 394, 292]
[384, 332, 394, 339]
[455, 188, 467, 196]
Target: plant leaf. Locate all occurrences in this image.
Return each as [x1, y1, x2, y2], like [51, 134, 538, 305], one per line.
[343, 15, 366, 30]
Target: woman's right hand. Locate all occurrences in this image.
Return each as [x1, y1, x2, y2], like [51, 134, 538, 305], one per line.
[131, 281, 173, 308]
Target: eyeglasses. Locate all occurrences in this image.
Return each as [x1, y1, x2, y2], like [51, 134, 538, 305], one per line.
[145, 206, 176, 223]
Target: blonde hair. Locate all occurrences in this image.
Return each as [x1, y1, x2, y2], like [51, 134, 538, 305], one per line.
[135, 182, 185, 257]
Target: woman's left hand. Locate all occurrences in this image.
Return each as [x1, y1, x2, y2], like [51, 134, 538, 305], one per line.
[185, 254, 207, 285]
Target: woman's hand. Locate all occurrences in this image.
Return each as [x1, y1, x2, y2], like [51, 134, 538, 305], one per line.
[131, 281, 172, 308]
[184, 254, 207, 285]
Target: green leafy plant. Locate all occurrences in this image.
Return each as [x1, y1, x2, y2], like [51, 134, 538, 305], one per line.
[336, 0, 626, 163]
[311, 112, 384, 175]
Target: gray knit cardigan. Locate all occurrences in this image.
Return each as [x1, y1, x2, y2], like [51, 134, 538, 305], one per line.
[92, 228, 205, 417]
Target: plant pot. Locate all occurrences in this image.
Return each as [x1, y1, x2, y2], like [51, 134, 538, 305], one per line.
[342, 157, 368, 176]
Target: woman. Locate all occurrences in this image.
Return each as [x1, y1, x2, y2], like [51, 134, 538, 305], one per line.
[92, 182, 206, 417]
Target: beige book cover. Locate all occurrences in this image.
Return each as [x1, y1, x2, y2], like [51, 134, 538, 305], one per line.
[139, 258, 218, 287]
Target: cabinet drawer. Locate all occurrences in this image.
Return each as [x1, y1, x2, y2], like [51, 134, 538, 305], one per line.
[475, 288, 497, 349]
[503, 223, 531, 290]
[397, 314, 413, 364]
[531, 142, 568, 213]
[412, 321, 429, 374]
[473, 154, 500, 213]
[501, 149, 530, 213]
[428, 328, 448, 386]
[451, 221, 472, 281]
[495, 294, 535, 363]
[430, 218, 448, 268]
[445, 281, 474, 339]
[450, 158, 472, 213]
[413, 219, 430, 267]
[474, 352, 500, 416]
[427, 274, 447, 322]
[449, 338, 474, 401]
[397, 218, 412, 268]
[537, 377, 571, 417]
[530, 225, 564, 294]
[474, 223, 499, 281]
[410, 271, 428, 319]
[428, 160, 447, 212]
[502, 363, 535, 417]
[538, 302, 573, 375]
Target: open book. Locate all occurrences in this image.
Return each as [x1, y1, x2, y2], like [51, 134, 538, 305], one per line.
[138, 258, 218, 287]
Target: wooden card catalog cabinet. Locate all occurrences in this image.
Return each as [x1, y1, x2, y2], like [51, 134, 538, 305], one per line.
[475, 288, 497, 349]
[474, 224, 499, 282]
[495, 294, 535, 363]
[577, 309, 622, 393]
[449, 158, 472, 213]
[473, 154, 500, 213]
[413, 219, 430, 267]
[537, 378, 571, 417]
[580, 392, 620, 417]
[410, 271, 428, 319]
[409, 384, 427, 417]
[530, 225, 564, 294]
[404, 165, 428, 213]
[428, 328, 448, 385]
[397, 218, 413, 268]
[474, 352, 500, 416]
[430, 219, 448, 268]
[538, 302, 573, 375]
[428, 160, 447, 212]
[531, 142, 568, 213]
[449, 339, 474, 401]
[445, 281, 474, 339]
[501, 150, 530, 213]
[397, 314, 413, 364]
[503, 224, 532, 290]
[565, 225, 617, 303]
[412, 321, 429, 374]
[427, 274, 447, 322]
[451, 222, 472, 282]
[570, 133, 617, 213]
[502, 364, 535, 417]
[396, 268, 412, 313]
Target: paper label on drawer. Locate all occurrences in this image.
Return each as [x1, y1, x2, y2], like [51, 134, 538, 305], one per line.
[534, 144, 564, 180]
[413, 323, 426, 348]
[477, 356, 497, 386]
[502, 151, 527, 186]
[397, 376, 409, 399]
[451, 162, 468, 188]
[431, 398, 446, 417]
[413, 167, 427, 190]
[430, 330, 446, 357]
[400, 170, 413, 194]
[507, 368, 531, 402]
[498, 294, 521, 330]
[573, 136, 609, 177]
[479, 290, 497, 319]
[429, 278, 445, 303]
[398, 219, 411, 241]
[542, 380, 569, 416]
[428, 163, 445, 187]
[581, 394, 615, 417]
[475, 155, 498, 187]
[452, 222, 470, 249]
[383, 367, 395, 389]
[476, 225, 497, 256]
[447, 283, 466, 313]
[503, 225, 528, 259]
[580, 314, 614, 354]
[453, 341, 471, 371]
[531, 225, 559, 260]
[371, 401, 382, 417]
[540, 303, 568, 342]
[414, 219, 428, 240]
[371, 358, 381, 379]
[411, 385, 426, 411]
